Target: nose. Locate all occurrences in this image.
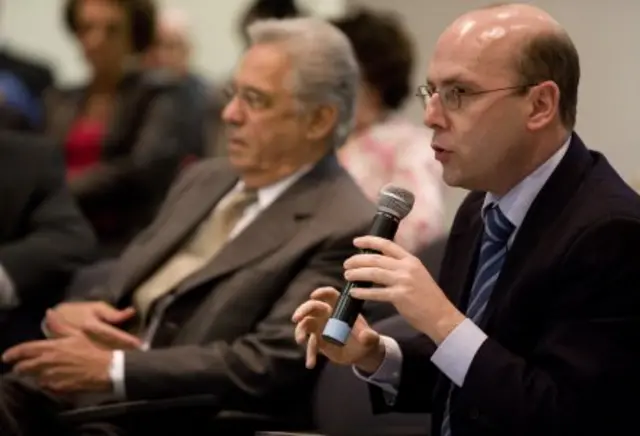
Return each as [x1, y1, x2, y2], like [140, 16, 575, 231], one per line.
[423, 94, 448, 130]
[222, 95, 245, 125]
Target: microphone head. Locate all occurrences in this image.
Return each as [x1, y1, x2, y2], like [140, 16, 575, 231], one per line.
[377, 184, 415, 220]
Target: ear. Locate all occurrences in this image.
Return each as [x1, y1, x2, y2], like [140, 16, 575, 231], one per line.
[304, 104, 339, 143]
[526, 81, 560, 131]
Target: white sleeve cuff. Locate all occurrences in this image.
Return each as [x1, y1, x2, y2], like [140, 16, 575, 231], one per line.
[110, 350, 127, 399]
[352, 335, 403, 397]
[0, 265, 18, 309]
[430, 318, 488, 387]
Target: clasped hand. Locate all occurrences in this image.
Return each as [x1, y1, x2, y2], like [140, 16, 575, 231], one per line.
[292, 236, 465, 371]
[1, 302, 142, 394]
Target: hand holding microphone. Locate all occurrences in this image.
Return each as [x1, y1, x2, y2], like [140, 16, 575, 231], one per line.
[292, 185, 415, 371]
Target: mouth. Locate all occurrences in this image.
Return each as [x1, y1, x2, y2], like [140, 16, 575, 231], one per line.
[432, 144, 452, 162]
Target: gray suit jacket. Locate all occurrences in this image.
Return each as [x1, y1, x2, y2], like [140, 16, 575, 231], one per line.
[86, 153, 375, 419]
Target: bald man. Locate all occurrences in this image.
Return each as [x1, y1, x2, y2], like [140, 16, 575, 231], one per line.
[294, 4, 640, 436]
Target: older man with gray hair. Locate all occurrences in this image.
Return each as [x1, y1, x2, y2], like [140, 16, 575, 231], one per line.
[0, 17, 373, 436]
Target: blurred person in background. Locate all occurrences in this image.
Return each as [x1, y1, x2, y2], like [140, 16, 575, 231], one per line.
[45, 0, 186, 258]
[238, 0, 304, 47]
[332, 8, 445, 254]
[143, 7, 209, 158]
[0, 130, 95, 372]
[0, 0, 55, 132]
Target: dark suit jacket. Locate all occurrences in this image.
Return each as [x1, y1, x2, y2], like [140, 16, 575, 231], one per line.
[0, 131, 96, 353]
[371, 134, 640, 436]
[45, 70, 188, 255]
[80, 153, 374, 423]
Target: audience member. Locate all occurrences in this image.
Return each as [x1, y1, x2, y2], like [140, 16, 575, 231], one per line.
[0, 130, 96, 370]
[332, 9, 445, 253]
[44, 0, 186, 257]
[0, 14, 54, 132]
[143, 7, 210, 159]
[294, 4, 640, 436]
[238, 0, 304, 46]
[0, 17, 371, 435]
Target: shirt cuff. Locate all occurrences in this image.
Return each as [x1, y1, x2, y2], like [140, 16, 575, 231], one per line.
[352, 335, 403, 398]
[0, 264, 19, 309]
[430, 318, 488, 387]
[110, 350, 126, 399]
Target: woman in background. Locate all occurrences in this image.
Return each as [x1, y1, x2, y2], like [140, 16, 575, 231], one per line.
[46, 0, 185, 257]
[332, 8, 445, 253]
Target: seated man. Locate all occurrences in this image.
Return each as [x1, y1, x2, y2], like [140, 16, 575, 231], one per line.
[0, 17, 371, 435]
[0, 131, 96, 363]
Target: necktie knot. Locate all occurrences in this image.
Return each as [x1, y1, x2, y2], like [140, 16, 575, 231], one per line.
[483, 204, 515, 245]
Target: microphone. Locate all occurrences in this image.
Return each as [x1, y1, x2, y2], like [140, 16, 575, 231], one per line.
[322, 184, 415, 346]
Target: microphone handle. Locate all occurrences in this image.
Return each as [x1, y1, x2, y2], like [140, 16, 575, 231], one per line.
[321, 212, 400, 346]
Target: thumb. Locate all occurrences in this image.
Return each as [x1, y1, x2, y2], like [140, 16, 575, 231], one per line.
[46, 309, 81, 338]
[98, 306, 137, 324]
[357, 327, 381, 348]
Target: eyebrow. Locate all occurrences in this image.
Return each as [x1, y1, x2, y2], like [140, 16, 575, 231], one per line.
[426, 75, 481, 89]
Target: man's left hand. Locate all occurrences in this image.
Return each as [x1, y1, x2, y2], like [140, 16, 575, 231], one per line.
[2, 310, 113, 394]
[345, 236, 466, 344]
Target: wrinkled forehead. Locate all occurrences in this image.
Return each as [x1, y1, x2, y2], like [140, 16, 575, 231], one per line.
[427, 17, 522, 88]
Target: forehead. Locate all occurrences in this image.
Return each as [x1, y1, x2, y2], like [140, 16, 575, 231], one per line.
[233, 43, 292, 92]
[78, 0, 125, 21]
[427, 18, 518, 87]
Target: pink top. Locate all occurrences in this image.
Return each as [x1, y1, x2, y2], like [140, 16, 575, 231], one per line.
[340, 116, 445, 253]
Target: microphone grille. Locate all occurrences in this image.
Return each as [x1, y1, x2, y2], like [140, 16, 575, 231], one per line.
[377, 184, 415, 220]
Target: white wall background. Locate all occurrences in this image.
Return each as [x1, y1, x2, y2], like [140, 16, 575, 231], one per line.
[2, 0, 638, 227]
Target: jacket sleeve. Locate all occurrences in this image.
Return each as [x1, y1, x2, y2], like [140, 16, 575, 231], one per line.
[0, 142, 96, 302]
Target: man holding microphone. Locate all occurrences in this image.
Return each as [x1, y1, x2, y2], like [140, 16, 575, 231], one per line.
[293, 3, 640, 436]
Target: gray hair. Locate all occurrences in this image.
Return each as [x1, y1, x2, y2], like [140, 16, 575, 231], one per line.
[247, 17, 359, 148]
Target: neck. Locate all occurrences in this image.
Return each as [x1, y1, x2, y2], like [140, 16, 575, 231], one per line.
[242, 146, 329, 190]
[491, 128, 570, 196]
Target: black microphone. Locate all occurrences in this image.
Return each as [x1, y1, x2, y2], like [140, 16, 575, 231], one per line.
[322, 184, 415, 346]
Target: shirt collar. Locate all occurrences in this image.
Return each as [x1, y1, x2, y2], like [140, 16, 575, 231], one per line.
[482, 135, 571, 229]
[234, 164, 313, 210]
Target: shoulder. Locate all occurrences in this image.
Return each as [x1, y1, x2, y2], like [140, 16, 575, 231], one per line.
[0, 130, 57, 160]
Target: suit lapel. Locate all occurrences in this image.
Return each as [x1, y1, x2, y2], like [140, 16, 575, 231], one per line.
[480, 135, 594, 327]
[175, 153, 340, 294]
[114, 168, 238, 298]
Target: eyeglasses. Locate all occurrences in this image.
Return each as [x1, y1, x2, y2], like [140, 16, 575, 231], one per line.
[223, 86, 273, 111]
[416, 84, 536, 110]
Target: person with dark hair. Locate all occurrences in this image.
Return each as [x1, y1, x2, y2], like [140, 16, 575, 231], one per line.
[45, 0, 187, 257]
[332, 8, 445, 253]
[238, 0, 303, 45]
[295, 4, 640, 436]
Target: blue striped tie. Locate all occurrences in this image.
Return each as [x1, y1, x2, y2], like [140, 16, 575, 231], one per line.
[440, 204, 515, 436]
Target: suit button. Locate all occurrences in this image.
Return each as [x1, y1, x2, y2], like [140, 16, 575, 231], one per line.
[469, 408, 480, 420]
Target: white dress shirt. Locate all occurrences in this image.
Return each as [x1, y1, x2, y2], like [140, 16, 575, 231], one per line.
[0, 265, 18, 309]
[110, 166, 312, 398]
[355, 137, 571, 400]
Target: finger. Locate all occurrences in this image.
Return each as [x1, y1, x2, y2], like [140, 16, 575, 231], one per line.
[344, 267, 396, 287]
[349, 287, 394, 303]
[305, 333, 319, 369]
[295, 316, 319, 345]
[309, 287, 340, 303]
[292, 299, 333, 323]
[343, 252, 399, 271]
[98, 306, 136, 324]
[45, 310, 81, 338]
[13, 355, 51, 376]
[2, 341, 52, 364]
[353, 236, 410, 260]
[84, 321, 142, 349]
